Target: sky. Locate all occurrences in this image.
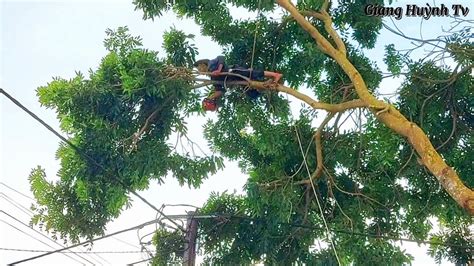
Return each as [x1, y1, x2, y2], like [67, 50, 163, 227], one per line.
[0, 0, 470, 265]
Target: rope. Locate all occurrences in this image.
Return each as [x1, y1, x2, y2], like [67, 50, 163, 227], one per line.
[294, 126, 342, 265]
[249, 0, 262, 78]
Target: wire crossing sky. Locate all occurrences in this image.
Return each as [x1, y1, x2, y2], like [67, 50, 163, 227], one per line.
[1, 0, 469, 265]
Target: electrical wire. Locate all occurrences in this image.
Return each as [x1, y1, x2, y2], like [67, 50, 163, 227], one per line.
[0, 210, 103, 265]
[0, 182, 35, 201]
[1, 80, 470, 263]
[112, 236, 141, 249]
[137, 226, 154, 259]
[0, 248, 146, 254]
[0, 218, 89, 265]
[0, 88, 184, 232]
[0, 193, 109, 265]
[126, 256, 153, 265]
[8, 216, 163, 265]
[163, 203, 200, 209]
[0, 193, 33, 217]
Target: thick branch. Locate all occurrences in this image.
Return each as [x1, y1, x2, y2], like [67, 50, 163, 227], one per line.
[296, 113, 336, 185]
[299, 10, 346, 55]
[264, 83, 366, 112]
[276, 0, 338, 56]
[194, 77, 367, 113]
[276, 0, 474, 214]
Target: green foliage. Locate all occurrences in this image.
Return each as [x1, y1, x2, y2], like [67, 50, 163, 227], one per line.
[428, 227, 473, 265]
[313, 46, 382, 103]
[398, 62, 473, 157]
[198, 192, 319, 264]
[30, 27, 223, 241]
[163, 27, 198, 67]
[30, 1, 473, 264]
[332, 0, 384, 48]
[445, 27, 474, 66]
[151, 228, 185, 265]
[30, 166, 109, 242]
[104, 26, 143, 55]
[384, 44, 403, 75]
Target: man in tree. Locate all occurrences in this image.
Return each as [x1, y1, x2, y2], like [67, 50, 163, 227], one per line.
[22, 0, 473, 264]
[194, 55, 283, 111]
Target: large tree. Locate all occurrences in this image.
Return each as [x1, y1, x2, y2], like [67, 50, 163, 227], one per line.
[30, 0, 472, 264]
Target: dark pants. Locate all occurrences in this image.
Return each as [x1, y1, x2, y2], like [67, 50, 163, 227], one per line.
[212, 68, 264, 99]
[230, 68, 265, 81]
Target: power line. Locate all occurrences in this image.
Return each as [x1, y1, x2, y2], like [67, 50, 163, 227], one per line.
[2, 88, 470, 261]
[0, 88, 184, 232]
[126, 257, 153, 266]
[0, 182, 35, 201]
[0, 193, 34, 217]
[0, 247, 146, 254]
[112, 236, 141, 249]
[0, 218, 88, 265]
[0, 210, 102, 265]
[8, 216, 163, 265]
[0, 197, 110, 264]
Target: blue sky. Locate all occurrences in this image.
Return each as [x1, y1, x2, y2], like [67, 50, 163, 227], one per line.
[1, 0, 470, 265]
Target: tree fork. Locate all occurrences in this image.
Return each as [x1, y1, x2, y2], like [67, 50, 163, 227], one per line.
[276, 0, 474, 214]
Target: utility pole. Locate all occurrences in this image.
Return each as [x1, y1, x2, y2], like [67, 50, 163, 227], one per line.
[183, 211, 198, 266]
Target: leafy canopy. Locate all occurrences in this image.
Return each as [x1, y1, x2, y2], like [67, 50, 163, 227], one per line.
[30, 26, 223, 242]
[29, 1, 473, 265]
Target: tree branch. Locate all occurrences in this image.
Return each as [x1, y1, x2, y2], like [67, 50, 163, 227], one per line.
[265, 83, 367, 112]
[192, 77, 367, 113]
[276, 0, 337, 55]
[295, 113, 335, 186]
[276, 0, 474, 214]
[299, 10, 347, 55]
[125, 94, 174, 151]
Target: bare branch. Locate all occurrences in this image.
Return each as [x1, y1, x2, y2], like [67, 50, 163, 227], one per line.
[264, 83, 367, 112]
